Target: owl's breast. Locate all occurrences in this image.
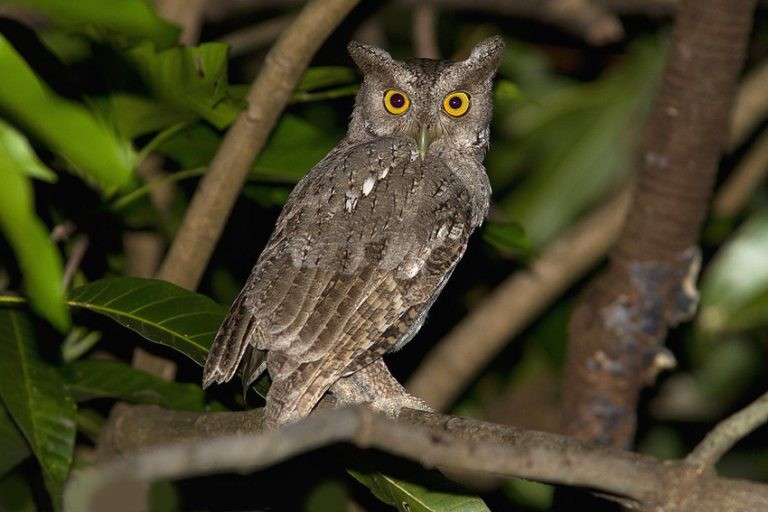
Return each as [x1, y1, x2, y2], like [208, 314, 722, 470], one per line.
[273, 137, 487, 280]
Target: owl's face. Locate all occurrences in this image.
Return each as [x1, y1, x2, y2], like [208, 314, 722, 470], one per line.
[347, 37, 504, 158]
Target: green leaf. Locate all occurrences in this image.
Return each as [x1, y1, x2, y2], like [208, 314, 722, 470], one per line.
[0, 309, 76, 509]
[290, 67, 359, 103]
[0, 35, 135, 193]
[0, 119, 57, 182]
[0, 157, 69, 331]
[109, 94, 192, 139]
[64, 360, 218, 411]
[74, 408, 104, 443]
[482, 220, 535, 259]
[295, 66, 357, 92]
[698, 211, 768, 335]
[67, 277, 225, 365]
[156, 114, 336, 183]
[128, 43, 243, 130]
[155, 122, 220, 169]
[290, 85, 359, 104]
[349, 470, 490, 512]
[494, 39, 664, 248]
[494, 79, 525, 103]
[253, 114, 337, 182]
[5, 0, 179, 48]
[0, 402, 31, 477]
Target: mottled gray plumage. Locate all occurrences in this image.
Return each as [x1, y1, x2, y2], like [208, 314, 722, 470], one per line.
[203, 37, 504, 429]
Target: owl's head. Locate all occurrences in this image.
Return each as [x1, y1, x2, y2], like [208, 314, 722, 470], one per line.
[347, 36, 504, 158]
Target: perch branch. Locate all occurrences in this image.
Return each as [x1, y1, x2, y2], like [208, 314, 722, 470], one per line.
[407, 186, 632, 410]
[156, 0, 360, 290]
[70, 404, 768, 512]
[562, 0, 756, 447]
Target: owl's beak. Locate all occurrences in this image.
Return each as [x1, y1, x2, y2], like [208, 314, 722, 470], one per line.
[418, 123, 433, 160]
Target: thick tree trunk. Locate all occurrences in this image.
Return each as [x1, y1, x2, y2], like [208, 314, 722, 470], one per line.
[561, 0, 756, 447]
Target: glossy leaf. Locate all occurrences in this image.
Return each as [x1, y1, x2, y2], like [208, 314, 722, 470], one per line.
[128, 43, 243, 130]
[349, 470, 490, 512]
[0, 35, 134, 193]
[0, 403, 31, 477]
[5, 0, 179, 48]
[0, 155, 69, 331]
[64, 360, 220, 411]
[698, 211, 768, 335]
[67, 277, 225, 365]
[0, 309, 76, 509]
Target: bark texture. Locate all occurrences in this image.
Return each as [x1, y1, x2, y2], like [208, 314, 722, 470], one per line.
[561, 0, 756, 447]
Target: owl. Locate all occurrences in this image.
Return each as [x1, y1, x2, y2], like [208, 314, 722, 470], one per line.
[203, 36, 504, 429]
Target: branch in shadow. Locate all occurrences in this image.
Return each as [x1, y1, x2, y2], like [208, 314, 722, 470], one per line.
[73, 403, 768, 512]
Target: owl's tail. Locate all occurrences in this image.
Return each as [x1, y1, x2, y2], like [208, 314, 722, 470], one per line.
[203, 293, 264, 388]
[262, 354, 347, 430]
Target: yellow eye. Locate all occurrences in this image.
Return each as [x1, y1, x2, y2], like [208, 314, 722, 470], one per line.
[384, 89, 410, 115]
[443, 91, 470, 117]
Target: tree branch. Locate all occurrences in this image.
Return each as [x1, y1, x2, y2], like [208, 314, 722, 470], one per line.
[203, 0, 626, 45]
[156, 0, 360, 290]
[69, 404, 768, 512]
[687, 390, 768, 469]
[561, 0, 756, 447]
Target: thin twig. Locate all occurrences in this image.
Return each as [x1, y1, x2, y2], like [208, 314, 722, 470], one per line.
[592, 0, 677, 16]
[218, 14, 295, 58]
[61, 234, 89, 291]
[407, 186, 632, 410]
[687, 390, 768, 469]
[729, 60, 768, 150]
[156, 0, 360, 290]
[155, 0, 207, 45]
[713, 128, 768, 218]
[204, 0, 625, 45]
[414, 0, 624, 45]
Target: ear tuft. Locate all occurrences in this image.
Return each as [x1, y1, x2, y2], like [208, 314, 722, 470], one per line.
[464, 36, 505, 78]
[347, 41, 395, 74]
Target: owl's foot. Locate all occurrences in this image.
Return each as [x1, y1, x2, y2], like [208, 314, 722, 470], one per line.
[330, 359, 433, 418]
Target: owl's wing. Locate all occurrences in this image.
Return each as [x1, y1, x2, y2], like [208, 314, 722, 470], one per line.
[203, 137, 485, 424]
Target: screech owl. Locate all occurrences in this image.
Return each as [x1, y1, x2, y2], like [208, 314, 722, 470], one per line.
[203, 36, 504, 429]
